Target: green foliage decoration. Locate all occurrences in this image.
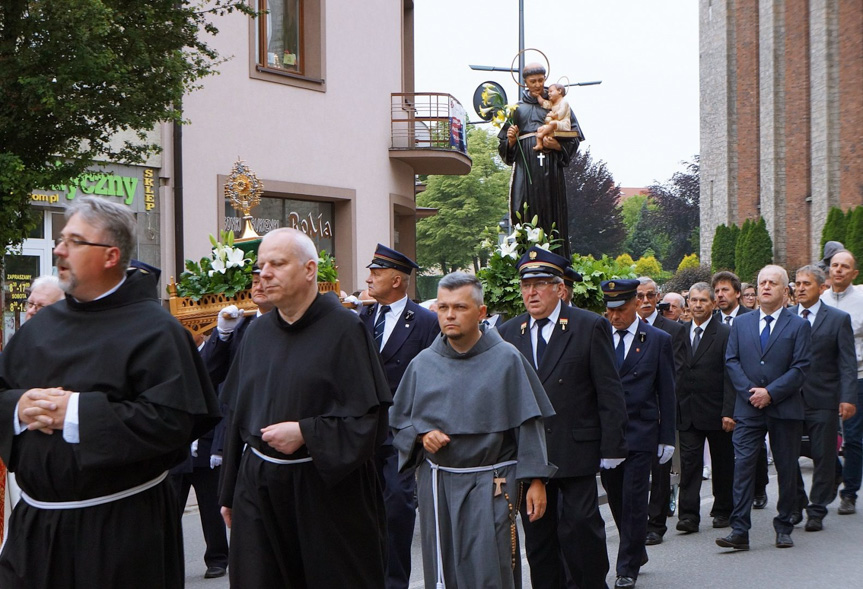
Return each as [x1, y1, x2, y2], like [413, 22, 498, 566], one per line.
[317, 250, 339, 283]
[174, 231, 256, 300]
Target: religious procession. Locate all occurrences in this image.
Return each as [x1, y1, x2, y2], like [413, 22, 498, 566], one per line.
[2, 2, 863, 588]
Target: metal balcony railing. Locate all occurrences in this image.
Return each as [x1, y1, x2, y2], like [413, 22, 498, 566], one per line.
[390, 93, 468, 155]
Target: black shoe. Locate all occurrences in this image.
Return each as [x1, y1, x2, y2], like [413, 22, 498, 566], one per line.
[712, 516, 730, 528]
[775, 532, 794, 548]
[615, 576, 636, 588]
[753, 494, 768, 509]
[716, 532, 749, 550]
[805, 516, 823, 532]
[644, 531, 663, 545]
[676, 518, 699, 533]
[640, 552, 649, 567]
[204, 566, 227, 579]
[789, 511, 803, 526]
[838, 497, 856, 515]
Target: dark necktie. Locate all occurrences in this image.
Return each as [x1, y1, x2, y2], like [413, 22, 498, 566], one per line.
[535, 318, 550, 367]
[724, 315, 733, 326]
[615, 329, 628, 369]
[642, 317, 649, 324]
[760, 315, 774, 353]
[374, 305, 390, 350]
[691, 326, 703, 356]
[802, 309, 810, 323]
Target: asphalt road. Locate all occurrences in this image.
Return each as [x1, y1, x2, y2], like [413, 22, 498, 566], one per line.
[183, 458, 863, 588]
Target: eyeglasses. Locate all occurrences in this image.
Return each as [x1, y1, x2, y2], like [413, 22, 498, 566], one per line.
[55, 236, 115, 249]
[25, 301, 45, 311]
[520, 280, 556, 292]
[636, 292, 657, 300]
[742, 293, 757, 298]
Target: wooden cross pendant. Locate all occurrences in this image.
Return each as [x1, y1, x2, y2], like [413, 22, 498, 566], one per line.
[493, 477, 506, 497]
[537, 152, 545, 167]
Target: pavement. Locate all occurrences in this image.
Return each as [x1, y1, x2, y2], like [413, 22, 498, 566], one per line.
[182, 457, 863, 588]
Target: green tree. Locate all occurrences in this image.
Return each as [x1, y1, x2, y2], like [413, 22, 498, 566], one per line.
[416, 127, 509, 272]
[634, 255, 663, 278]
[564, 149, 626, 257]
[711, 223, 739, 272]
[677, 253, 700, 272]
[570, 254, 637, 314]
[844, 206, 863, 284]
[736, 218, 773, 283]
[0, 0, 254, 251]
[646, 157, 700, 269]
[734, 219, 754, 277]
[820, 207, 848, 252]
[615, 253, 636, 268]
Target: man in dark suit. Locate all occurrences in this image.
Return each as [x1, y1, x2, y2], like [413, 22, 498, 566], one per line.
[498, 247, 628, 589]
[712, 270, 769, 508]
[718, 265, 811, 550]
[635, 277, 686, 546]
[792, 265, 857, 531]
[599, 279, 676, 589]
[674, 282, 735, 533]
[173, 264, 273, 579]
[360, 244, 439, 589]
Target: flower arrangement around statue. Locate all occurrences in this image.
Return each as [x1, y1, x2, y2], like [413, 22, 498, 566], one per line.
[175, 231, 257, 301]
[481, 83, 531, 184]
[478, 209, 562, 319]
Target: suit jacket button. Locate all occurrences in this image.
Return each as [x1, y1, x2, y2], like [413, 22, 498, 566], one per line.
[558, 379, 564, 384]
[546, 427, 552, 434]
[760, 361, 765, 365]
[396, 360, 401, 365]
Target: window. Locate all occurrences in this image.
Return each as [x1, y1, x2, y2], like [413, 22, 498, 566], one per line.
[259, 0, 303, 74]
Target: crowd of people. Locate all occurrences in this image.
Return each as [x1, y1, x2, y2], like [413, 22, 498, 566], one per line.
[1, 198, 860, 589]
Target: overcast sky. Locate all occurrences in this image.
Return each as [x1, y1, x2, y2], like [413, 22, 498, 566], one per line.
[413, 0, 699, 188]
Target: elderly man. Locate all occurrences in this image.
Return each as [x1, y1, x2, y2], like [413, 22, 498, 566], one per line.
[660, 292, 685, 322]
[391, 271, 555, 589]
[219, 228, 391, 587]
[792, 265, 856, 531]
[499, 246, 628, 589]
[0, 196, 220, 588]
[23, 276, 64, 321]
[361, 244, 439, 589]
[601, 278, 676, 589]
[718, 265, 810, 551]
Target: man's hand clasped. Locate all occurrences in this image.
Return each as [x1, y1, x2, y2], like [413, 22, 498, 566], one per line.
[18, 387, 71, 434]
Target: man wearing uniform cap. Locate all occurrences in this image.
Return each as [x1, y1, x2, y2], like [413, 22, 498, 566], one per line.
[559, 266, 582, 306]
[499, 246, 628, 589]
[600, 279, 676, 588]
[361, 244, 439, 589]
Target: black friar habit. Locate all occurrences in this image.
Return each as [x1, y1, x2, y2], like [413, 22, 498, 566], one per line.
[219, 292, 392, 588]
[498, 88, 583, 259]
[0, 268, 221, 589]
[391, 327, 557, 589]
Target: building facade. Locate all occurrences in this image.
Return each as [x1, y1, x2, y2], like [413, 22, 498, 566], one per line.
[700, 0, 863, 270]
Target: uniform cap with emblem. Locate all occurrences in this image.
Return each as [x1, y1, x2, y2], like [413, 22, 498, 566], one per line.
[601, 278, 640, 308]
[517, 246, 570, 279]
[563, 266, 583, 286]
[251, 263, 261, 274]
[367, 244, 420, 275]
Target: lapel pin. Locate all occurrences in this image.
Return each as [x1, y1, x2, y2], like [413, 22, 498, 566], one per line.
[636, 348, 641, 353]
[559, 318, 568, 331]
[638, 332, 646, 343]
[520, 322, 528, 335]
[404, 310, 415, 321]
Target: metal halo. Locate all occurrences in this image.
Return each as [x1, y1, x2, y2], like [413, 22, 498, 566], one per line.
[511, 48, 551, 88]
[556, 75, 571, 87]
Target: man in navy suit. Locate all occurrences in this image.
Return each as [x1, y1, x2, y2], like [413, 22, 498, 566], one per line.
[718, 265, 811, 551]
[791, 265, 857, 531]
[361, 244, 439, 589]
[499, 247, 628, 589]
[599, 279, 676, 589]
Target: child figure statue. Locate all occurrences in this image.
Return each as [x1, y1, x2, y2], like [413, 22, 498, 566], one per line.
[534, 83, 572, 151]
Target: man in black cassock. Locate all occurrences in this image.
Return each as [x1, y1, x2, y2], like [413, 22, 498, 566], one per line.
[0, 196, 221, 588]
[219, 227, 391, 587]
[499, 62, 583, 260]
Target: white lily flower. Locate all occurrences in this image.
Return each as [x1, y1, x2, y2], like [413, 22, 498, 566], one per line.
[211, 257, 227, 274]
[500, 241, 519, 259]
[526, 227, 542, 242]
[537, 243, 551, 251]
[224, 247, 246, 268]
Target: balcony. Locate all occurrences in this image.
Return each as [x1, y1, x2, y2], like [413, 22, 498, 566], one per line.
[390, 93, 472, 176]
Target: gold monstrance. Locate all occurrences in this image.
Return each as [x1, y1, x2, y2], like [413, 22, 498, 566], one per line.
[225, 159, 264, 241]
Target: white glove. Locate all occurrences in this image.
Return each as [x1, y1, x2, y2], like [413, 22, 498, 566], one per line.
[217, 305, 243, 340]
[210, 454, 222, 469]
[600, 458, 625, 470]
[190, 439, 199, 457]
[342, 295, 361, 309]
[658, 444, 675, 465]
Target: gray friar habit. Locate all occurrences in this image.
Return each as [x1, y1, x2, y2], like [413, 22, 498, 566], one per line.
[390, 326, 556, 589]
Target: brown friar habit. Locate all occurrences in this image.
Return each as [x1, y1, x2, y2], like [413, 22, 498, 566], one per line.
[219, 292, 392, 588]
[0, 268, 221, 589]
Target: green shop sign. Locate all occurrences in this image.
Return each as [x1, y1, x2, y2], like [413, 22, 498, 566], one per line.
[30, 164, 158, 213]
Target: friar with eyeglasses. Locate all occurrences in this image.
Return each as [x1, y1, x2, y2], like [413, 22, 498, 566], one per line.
[498, 245, 628, 589]
[0, 196, 221, 588]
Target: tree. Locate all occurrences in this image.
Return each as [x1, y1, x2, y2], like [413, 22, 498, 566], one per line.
[570, 254, 637, 314]
[711, 223, 738, 272]
[677, 253, 700, 272]
[736, 218, 773, 283]
[634, 255, 663, 279]
[663, 265, 713, 294]
[844, 206, 863, 284]
[734, 219, 754, 277]
[616, 253, 636, 268]
[646, 157, 700, 270]
[564, 149, 626, 257]
[820, 206, 848, 252]
[416, 127, 509, 273]
[0, 0, 254, 250]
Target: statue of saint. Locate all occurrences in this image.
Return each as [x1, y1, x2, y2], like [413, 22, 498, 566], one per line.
[498, 62, 583, 259]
